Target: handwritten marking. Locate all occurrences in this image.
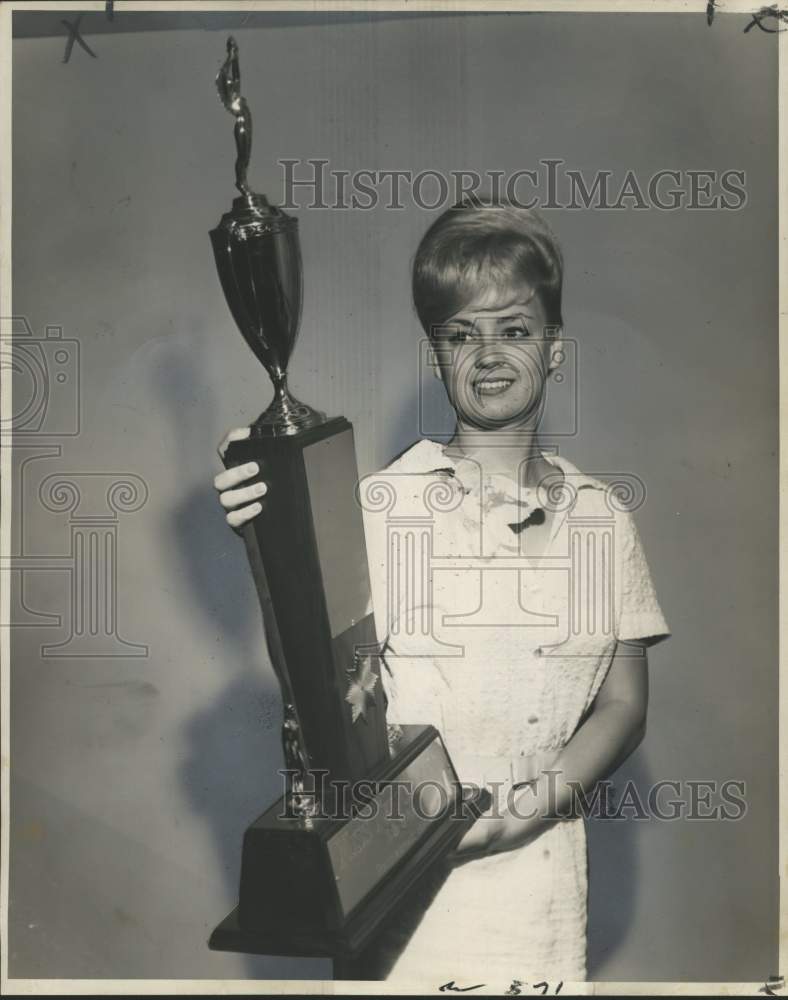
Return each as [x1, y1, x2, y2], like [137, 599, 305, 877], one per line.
[505, 983, 564, 997]
[743, 5, 788, 32]
[440, 982, 486, 993]
[61, 16, 97, 63]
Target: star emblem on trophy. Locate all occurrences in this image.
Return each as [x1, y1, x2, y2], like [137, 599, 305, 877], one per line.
[345, 654, 379, 724]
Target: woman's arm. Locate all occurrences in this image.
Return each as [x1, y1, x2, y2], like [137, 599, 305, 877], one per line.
[453, 641, 649, 860]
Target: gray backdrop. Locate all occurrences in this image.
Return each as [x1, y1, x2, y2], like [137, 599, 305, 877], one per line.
[9, 10, 778, 983]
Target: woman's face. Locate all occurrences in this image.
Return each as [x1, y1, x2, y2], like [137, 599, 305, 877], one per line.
[431, 283, 559, 431]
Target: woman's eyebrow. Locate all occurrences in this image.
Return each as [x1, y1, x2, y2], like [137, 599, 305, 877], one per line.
[451, 310, 535, 326]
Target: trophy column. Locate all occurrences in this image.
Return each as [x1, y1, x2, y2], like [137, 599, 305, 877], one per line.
[223, 419, 391, 796]
[207, 36, 490, 967]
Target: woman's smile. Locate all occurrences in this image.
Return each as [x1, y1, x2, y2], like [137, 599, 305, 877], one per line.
[471, 358, 520, 399]
[473, 372, 517, 396]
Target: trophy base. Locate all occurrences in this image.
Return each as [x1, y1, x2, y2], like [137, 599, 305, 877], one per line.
[251, 388, 327, 438]
[208, 724, 491, 960]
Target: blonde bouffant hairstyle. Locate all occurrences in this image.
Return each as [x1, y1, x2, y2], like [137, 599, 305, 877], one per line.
[412, 196, 564, 337]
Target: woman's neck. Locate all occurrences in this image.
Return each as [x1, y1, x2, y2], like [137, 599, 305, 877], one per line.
[443, 422, 550, 488]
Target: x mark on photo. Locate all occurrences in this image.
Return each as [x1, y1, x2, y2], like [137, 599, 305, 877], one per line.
[61, 15, 97, 63]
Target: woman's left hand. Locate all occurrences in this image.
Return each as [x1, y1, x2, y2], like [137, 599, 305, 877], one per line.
[448, 790, 547, 865]
[448, 815, 509, 864]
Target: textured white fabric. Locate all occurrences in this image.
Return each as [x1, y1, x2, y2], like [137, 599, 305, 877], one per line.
[360, 440, 670, 988]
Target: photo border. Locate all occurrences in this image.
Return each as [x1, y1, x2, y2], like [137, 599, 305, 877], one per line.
[0, 1, 783, 995]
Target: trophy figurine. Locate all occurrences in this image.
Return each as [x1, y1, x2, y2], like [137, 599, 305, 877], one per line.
[208, 37, 489, 963]
[212, 38, 322, 438]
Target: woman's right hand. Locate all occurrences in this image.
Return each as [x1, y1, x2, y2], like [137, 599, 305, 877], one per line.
[214, 426, 268, 531]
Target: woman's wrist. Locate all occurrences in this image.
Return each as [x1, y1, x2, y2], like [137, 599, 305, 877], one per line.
[497, 774, 565, 849]
[455, 769, 577, 861]
[498, 807, 546, 851]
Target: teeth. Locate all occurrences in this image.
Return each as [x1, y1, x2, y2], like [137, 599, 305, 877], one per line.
[476, 379, 513, 389]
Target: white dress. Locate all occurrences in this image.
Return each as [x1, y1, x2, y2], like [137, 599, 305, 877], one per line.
[359, 440, 671, 989]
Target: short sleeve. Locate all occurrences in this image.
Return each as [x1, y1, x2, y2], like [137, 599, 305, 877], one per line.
[614, 508, 671, 647]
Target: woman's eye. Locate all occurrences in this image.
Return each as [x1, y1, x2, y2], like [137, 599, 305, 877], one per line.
[442, 327, 475, 343]
[503, 325, 529, 339]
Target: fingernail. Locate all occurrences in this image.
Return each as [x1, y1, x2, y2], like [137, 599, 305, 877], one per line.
[251, 502, 262, 514]
[254, 482, 267, 496]
[245, 462, 258, 475]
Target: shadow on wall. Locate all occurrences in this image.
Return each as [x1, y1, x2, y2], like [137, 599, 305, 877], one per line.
[586, 752, 648, 978]
[157, 337, 330, 978]
[387, 367, 453, 460]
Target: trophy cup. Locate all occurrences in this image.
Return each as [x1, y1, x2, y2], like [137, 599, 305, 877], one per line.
[208, 37, 489, 963]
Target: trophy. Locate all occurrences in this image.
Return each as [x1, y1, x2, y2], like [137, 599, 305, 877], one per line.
[208, 37, 489, 963]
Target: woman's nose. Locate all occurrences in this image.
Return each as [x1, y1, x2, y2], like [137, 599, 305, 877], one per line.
[477, 322, 500, 342]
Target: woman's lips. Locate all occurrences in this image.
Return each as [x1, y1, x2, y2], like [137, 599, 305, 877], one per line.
[473, 369, 518, 396]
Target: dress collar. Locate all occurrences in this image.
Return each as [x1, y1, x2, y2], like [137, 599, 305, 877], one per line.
[386, 439, 607, 550]
[388, 438, 606, 495]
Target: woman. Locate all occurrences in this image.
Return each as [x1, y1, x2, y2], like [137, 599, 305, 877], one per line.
[213, 199, 670, 986]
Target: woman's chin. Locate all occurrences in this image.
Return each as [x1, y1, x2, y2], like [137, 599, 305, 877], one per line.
[457, 397, 542, 429]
